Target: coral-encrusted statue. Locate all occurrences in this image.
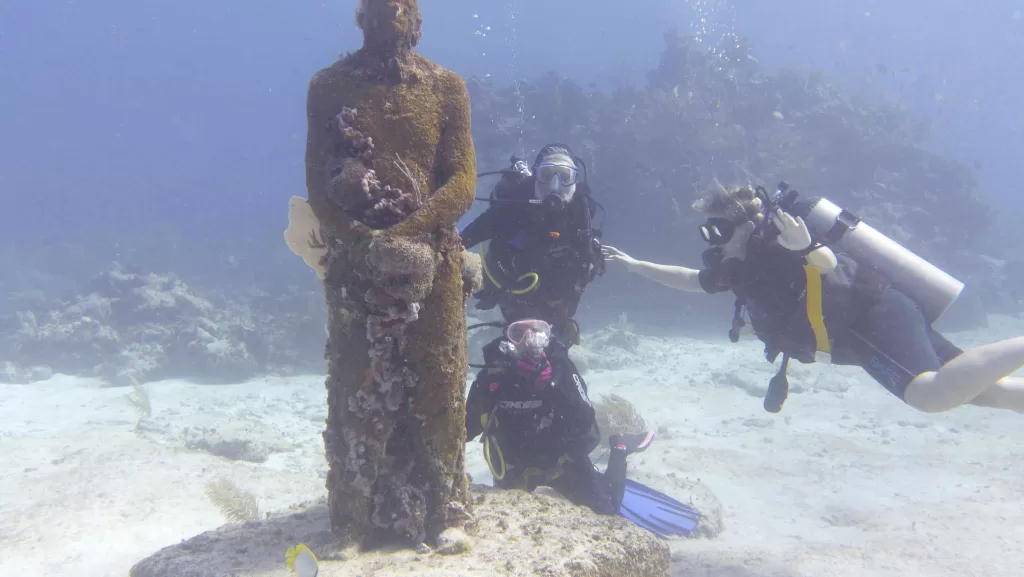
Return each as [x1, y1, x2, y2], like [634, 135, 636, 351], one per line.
[287, 0, 477, 550]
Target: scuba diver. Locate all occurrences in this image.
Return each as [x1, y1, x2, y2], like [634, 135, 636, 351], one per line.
[466, 318, 701, 538]
[460, 144, 606, 346]
[603, 182, 1024, 415]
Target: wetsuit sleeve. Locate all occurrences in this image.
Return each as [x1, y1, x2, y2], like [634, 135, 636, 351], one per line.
[697, 267, 732, 294]
[551, 353, 601, 457]
[459, 208, 506, 249]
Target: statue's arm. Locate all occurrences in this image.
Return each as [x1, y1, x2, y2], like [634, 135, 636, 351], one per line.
[388, 73, 477, 237]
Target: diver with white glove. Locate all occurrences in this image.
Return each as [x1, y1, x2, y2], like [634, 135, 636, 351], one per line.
[603, 182, 1024, 415]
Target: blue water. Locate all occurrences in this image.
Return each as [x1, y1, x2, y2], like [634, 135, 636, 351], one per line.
[0, 0, 1020, 273]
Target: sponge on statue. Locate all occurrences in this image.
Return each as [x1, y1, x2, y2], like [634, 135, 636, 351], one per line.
[284, 196, 327, 280]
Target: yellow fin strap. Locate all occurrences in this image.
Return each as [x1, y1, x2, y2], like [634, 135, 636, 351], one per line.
[803, 264, 831, 363]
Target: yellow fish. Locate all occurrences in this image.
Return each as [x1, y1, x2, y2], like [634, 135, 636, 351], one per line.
[285, 543, 319, 577]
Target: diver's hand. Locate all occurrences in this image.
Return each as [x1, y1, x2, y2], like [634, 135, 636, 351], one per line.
[601, 245, 639, 270]
[773, 209, 813, 251]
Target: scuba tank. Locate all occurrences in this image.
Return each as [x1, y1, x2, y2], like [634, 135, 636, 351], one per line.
[772, 185, 964, 323]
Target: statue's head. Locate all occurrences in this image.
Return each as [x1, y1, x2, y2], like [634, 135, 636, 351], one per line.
[356, 0, 422, 53]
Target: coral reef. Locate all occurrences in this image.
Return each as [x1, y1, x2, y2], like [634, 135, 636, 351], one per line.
[302, 0, 477, 549]
[128, 484, 671, 577]
[0, 264, 327, 385]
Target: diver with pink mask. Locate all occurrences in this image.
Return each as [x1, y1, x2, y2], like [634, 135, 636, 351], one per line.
[465, 319, 701, 539]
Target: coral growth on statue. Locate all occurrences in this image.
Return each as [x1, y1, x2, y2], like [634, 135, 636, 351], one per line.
[287, 0, 477, 550]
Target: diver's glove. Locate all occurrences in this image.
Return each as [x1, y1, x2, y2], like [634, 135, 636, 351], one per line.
[773, 208, 838, 273]
[772, 208, 813, 251]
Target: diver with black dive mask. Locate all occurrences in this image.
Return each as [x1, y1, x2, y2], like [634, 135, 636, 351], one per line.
[603, 181, 1024, 417]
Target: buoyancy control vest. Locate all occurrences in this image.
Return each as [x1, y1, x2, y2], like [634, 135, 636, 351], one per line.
[476, 157, 606, 313]
[722, 185, 890, 413]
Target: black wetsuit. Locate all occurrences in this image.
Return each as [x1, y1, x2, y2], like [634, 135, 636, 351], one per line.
[460, 181, 602, 342]
[465, 336, 626, 516]
[700, 199, 963, 401]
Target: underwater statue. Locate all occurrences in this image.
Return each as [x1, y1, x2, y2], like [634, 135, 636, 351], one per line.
[287, 0, 477, 549]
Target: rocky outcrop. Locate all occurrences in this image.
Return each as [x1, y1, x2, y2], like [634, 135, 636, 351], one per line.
[128, 484, 672, 577]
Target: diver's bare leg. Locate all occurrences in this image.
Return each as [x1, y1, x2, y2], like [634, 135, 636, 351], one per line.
[967, 377, 1024, 413]
[903, 336, 1024, 413]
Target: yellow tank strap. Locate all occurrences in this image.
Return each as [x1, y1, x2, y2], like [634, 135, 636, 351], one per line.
[802, 264, 832, 363]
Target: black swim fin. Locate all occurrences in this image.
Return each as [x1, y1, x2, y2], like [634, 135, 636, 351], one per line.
[619, 478, 701, 538]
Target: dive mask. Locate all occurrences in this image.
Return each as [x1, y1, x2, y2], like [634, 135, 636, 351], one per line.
[534, 162, 581, 187]
[699, 217, 736, 246]
[506, 319, 552, 359]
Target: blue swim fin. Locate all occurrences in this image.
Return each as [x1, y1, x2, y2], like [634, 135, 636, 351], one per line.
[619, 478, 701, 538]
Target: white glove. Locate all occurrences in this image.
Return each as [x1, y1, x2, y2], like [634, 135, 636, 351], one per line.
[772, 208, 813, 251]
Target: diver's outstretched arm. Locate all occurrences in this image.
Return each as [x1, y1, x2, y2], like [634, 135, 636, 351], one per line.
[601, 245, 704, 293]
[459, 207, 504, 249]
[628, 261, 704, 293]
[904, 336, 1024, 414]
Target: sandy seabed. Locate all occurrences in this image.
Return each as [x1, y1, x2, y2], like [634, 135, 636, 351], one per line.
[1, 316, 1022, 577]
